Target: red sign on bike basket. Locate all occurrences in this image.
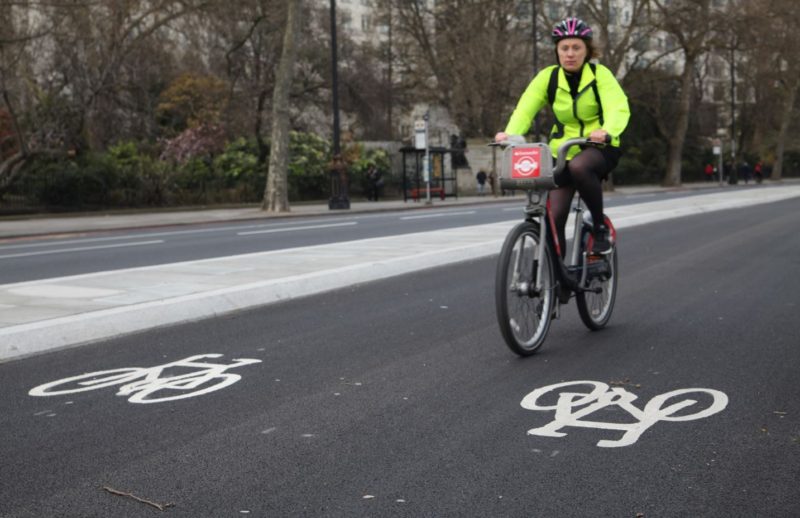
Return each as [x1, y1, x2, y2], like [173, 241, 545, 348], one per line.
[511, 147, 542, 179]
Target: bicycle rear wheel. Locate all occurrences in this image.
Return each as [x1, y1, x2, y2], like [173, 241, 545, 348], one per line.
[576, 226, 618, 330]
[495, 222, 555, 356]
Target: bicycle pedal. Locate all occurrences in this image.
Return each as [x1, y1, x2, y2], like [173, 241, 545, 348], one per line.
[588, 249, 612, 258]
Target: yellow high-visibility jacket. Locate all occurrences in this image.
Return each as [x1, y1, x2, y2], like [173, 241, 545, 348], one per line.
[504, 63, 630, 160]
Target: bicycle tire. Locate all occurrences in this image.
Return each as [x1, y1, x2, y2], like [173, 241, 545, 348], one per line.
[576, 226, 618, 330]
[28, 368, 145, 396]
[495, 221, 555, 356]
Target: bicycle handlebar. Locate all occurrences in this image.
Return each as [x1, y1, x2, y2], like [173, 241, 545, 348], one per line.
[553, 137, 607, 175]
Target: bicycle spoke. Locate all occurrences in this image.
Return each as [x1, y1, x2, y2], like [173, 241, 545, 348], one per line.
[496, 222, 554, 355]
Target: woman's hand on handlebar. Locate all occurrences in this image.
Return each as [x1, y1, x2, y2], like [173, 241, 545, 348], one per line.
[494, 131, 508, 143]
[588, 129, 611, 144]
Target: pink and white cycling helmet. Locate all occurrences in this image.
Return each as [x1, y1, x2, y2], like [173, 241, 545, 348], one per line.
[552, 17, 593, 43]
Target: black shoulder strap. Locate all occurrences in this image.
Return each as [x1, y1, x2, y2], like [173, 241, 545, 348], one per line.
[589, 63, 604, 126]
[547, 66, 565, 139]
[547, 66, 560, 106]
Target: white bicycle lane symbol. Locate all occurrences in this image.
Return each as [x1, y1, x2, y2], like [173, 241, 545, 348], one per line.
[29, 354, 262, 404]
[520, 381, 729, 448]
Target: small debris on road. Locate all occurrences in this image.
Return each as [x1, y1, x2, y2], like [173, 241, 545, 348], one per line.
[609, 379, 641, 388]
[102, 486, 174, 511]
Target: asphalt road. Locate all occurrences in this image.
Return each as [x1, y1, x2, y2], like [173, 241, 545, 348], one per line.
[0, 188, 733, 284]
[1, 199, 798, 517]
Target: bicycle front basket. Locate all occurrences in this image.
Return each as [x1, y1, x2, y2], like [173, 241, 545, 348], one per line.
[499, 143, 556, 191]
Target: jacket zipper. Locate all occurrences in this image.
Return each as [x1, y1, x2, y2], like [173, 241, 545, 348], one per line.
[573, 87, 592, 137]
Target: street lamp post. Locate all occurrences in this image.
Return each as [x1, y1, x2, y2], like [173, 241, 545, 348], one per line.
[424, 111, 431, 204]
[330, 0, 341, 156]
[328, 0, 349, 209]
[532, 0, 541, 139]
[729, 43, 737, 185]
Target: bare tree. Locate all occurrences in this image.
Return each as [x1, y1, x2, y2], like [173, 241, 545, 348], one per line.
[650, 0, 712, 186]
[0, 1, 57, 191]
[41, 1, 211, 150]
[381, 0, 532, 137]
[262, 0, 301, 212]
[759, 0, 800, 180]
[582, 0, 652, 77]
[202, 0, 286, 162]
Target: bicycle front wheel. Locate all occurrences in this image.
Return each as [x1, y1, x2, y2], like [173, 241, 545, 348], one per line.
[576, 228, 618, 330]
[495, 222, 555, 356]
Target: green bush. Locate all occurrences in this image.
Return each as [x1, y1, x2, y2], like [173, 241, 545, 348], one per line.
[23, 159, 82, 207]
[21, 154, 120, 208]
[213, 137, 264, 201]
[7, 131, 398, 211]
[287, 131, 331, 201]
[173, 156, 216, 204]
[78, 153, 121, 205]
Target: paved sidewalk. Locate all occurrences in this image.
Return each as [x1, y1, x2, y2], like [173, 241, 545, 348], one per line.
[2, 181, 798, 362]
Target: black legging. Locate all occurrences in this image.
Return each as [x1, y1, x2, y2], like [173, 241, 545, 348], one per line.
[550, 147, 608, 257]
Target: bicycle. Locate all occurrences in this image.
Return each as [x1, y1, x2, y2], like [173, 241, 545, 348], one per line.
[493, 136, 618, 356]
[28, 354, 262, 404]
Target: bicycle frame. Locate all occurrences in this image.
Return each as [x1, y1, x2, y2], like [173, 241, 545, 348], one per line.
[507, 136, 612, 300]
[526, 191, 596, 301]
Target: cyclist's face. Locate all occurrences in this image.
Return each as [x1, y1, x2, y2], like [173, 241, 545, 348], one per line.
[557, 38, 587, 72]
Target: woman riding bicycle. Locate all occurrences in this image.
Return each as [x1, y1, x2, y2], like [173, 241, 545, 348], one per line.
[495, 17, 630, 255]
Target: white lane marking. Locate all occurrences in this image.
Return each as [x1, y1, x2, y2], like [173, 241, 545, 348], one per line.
[624, 193, 656, 199]
[521, 381, 728, 448]
[0, 240, 164, 259]
[29, 354, 261, 404]
[400, 210, 476, 220]
[237, 221, 357, 236]
[0, 218, 353, 250]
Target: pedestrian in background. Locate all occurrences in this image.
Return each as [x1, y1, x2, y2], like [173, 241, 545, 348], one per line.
[704, 163, 714, 182]
[476, 170, 487, 196]
[740, 161, 752, 184]
[754, 161, 763, 184]
[367, 165, 383, 201]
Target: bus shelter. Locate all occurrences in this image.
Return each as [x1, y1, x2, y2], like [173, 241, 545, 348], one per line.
[399, 146, 457, 202]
